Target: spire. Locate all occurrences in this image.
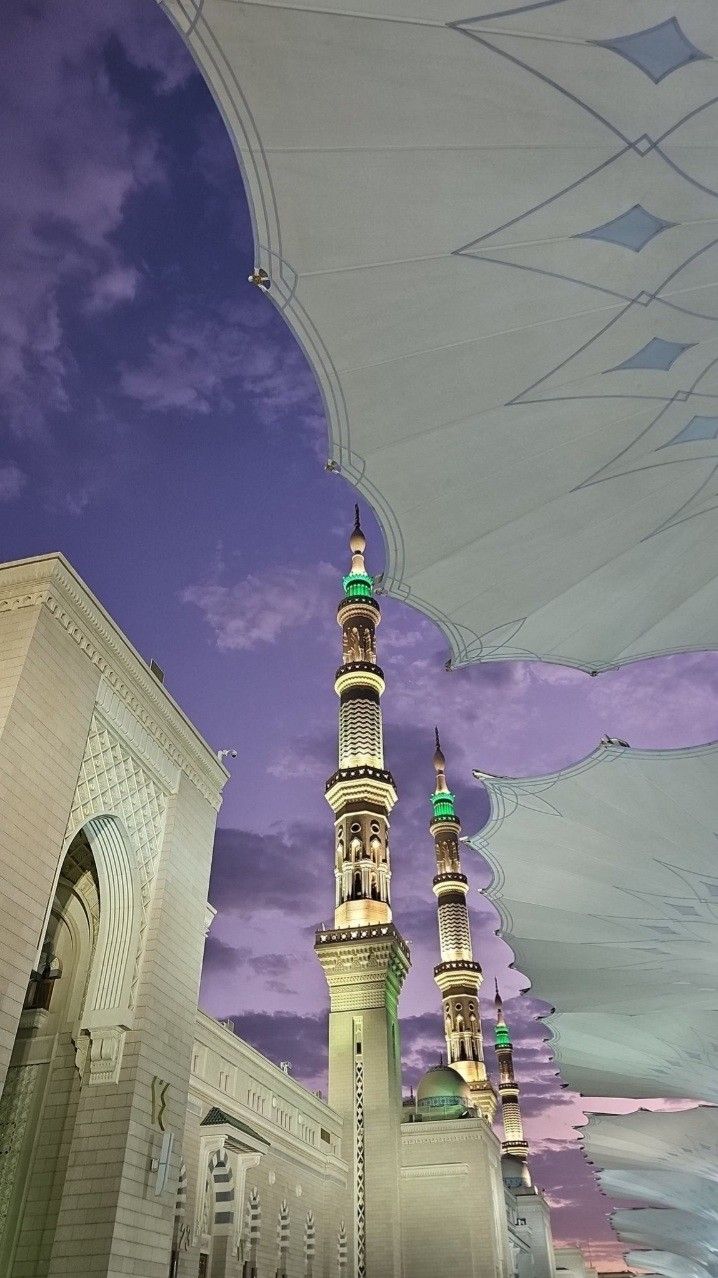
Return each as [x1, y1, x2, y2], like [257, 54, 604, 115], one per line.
[343, 506, 373, 599]
[494, 981, 512, 1048]
[430, 728, 456, 821]
[325, 502, 398, 928]
[493, 992, 529, 1170]
[433, 727, 449, 792]
[429, 736, 496, 1121]
[316, 511, 410, 1278]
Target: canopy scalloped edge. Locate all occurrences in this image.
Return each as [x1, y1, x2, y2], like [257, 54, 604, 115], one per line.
[156, 0, 718, 674]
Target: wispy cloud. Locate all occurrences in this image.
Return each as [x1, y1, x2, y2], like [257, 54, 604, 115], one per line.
[119, 300, 326, 447]
[0, 464, 27, 502]
[0, 1, 169, 437]
[182, 560, 335, 652]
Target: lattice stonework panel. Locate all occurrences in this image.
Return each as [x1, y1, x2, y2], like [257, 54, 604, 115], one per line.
[0, 1065, 41, 1248]
[66, 714, 169, 1003]
[354, 1047, 365, 1278]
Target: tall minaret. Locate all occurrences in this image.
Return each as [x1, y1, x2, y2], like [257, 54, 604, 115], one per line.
[315, 508, 410, 1278]
[430, 731, 496, 1120]
[494, 982, 530, 1170]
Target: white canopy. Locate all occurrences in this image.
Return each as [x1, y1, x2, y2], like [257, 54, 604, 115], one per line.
[471, 740, 718, 1100]
[159, 0, 718, 671]
[614, 1208, 718, 1275]
[584, 1109, 718, 1278]
[626, 1252, 713, 1278]
[584, 1106, 718, 1185]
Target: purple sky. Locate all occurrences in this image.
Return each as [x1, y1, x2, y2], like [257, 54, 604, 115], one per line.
[2, 2, 717, 1266]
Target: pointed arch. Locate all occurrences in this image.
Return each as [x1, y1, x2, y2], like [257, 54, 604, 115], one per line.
[82, 815, 142, 1019]
[207, 1148, 235, 1227]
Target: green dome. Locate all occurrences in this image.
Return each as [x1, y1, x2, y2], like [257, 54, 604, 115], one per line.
[416, 1065, 471, 1120]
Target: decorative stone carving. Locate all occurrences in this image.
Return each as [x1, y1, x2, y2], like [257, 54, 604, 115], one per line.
[0, 559, 225, 809]
[74, 1026, 126, 1086]
[66, 714, 168, 1011]
[0, 1065, 40, 1248]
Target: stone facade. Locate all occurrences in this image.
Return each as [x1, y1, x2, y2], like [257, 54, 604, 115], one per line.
[400, 1117, 512, 1278]
[176, 1013, 349, 1278]
[0, 551, 559, 1278]
[0, 554, 227, 1278]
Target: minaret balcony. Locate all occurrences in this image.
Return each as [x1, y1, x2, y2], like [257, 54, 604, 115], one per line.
[434, 959, 481, 978]
[335, 665, 385, 696]
[325, 769, 398, 814]
[325, 765, 394, 790]
[336, 598, 380, 632]
[315, 920, 410, 962]
[432, 871, 467, 887]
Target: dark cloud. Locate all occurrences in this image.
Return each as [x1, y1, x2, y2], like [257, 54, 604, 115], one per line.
[209, 824, 333, 921]
[220, 1011, 328, 1089]
[202, 935, 251, 974]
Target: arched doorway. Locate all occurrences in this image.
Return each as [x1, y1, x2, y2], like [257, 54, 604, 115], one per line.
[0, 827, 100, 1274]
[0, 809, 142, 1277]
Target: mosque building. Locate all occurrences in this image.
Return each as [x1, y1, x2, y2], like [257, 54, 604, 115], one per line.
[0, 522, 558, 1278]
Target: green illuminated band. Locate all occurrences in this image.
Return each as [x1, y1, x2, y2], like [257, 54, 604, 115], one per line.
[342, 571, 374, 599]
[495, 1024, 512, 1048]
[431, 789, 456, 820]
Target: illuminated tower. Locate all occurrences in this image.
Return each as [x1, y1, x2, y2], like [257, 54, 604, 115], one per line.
[494, 982, 530, 1168]
[315, 508, 410, 1278]
[430, 732, 496, 1120]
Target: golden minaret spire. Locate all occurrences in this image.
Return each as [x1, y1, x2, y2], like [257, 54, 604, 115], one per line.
[494, 982, 530, 1173]
[315, 509, 410, 1278]
[429, 732, 497, 1120]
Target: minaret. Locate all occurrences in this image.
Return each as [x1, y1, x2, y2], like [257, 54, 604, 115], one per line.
[430, 731, 497, 1120]
[315, 508, 410, 1278]
[494, 982, 530, 1168]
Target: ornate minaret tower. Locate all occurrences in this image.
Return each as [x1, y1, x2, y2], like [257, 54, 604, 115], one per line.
[315, 508, 410, 1278]
[494, 982, 530, 1168]
[430, 732, 496, 1120]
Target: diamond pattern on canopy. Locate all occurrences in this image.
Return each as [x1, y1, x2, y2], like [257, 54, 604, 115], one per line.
[159, 0, 718, 670]
[469, 740, 718, 1100]
[583, 1108, 718, 1278]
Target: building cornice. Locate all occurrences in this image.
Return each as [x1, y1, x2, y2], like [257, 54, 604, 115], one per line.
[194, 1011, 342, 1128]
[401, 1116, 501, 1150]
[190, 1084, 348, 1185]
[0, 554, 228, 808]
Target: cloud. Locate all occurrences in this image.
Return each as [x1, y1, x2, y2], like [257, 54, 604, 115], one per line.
[217, 1011, 328, 1088]
[0, 1, 170, 436]
[0, 464, 27, 502]
[118, 299, 326, 444]
[208, 824, 333, 921]
[202, 934, 252, 975]
[182, 560, 335, 653]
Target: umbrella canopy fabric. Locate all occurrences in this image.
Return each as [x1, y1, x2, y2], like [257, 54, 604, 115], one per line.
[470, 739, 718, 1100]
[584, 1106, 718, 1183]
[584, 1108, 718, 1278]
[613, 1207, 718, 1275]
[159, 0, 718, 671]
